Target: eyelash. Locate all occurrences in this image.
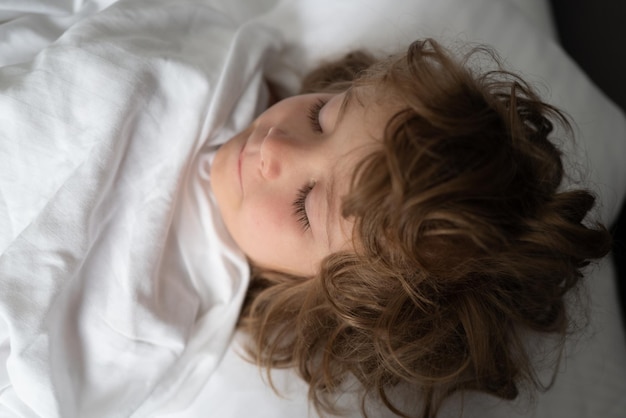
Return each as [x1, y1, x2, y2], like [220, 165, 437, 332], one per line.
[293, 183, 314, 231]
[307, 98, 327, 133]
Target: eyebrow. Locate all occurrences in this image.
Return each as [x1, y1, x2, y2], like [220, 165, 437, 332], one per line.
[324, 172, 337, 250]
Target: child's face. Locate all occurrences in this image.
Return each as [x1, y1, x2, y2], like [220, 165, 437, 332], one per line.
[211, 89, 391, 276]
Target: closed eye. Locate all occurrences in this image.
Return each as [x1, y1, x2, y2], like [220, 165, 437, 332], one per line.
[307, 98, 327, 133]
[293, 183, 314, 231]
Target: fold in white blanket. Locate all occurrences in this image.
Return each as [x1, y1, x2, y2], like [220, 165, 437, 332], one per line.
[0, 0, 279, 415]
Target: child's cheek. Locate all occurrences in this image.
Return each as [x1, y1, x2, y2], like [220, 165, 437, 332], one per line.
[244, 194, 293, 239]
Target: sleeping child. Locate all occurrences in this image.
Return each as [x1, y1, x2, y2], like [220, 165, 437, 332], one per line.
[0, 2, 613, 415]
[211, 39, 611, 418]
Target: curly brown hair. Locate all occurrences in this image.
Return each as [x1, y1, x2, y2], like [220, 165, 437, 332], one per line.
[238, 39, 612, 418]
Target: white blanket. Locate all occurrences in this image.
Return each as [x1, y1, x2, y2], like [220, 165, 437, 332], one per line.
[1, 0, 625, 417]
[0, 0, 280, 416]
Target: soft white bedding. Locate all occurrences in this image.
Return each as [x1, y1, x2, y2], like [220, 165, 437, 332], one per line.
[0, 0, 624, 417]
[0, 0, 276, 415]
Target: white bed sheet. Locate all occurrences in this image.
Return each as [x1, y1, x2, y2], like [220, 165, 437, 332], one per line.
[1, 0, 625, 417]
[0, 0, 278, 416]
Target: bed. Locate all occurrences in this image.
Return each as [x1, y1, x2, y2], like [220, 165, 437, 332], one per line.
[1, 0, 624, 417]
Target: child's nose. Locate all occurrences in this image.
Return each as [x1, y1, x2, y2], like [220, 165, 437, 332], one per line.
[259, 127, 286, 180]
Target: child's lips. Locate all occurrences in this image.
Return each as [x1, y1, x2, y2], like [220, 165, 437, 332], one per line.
[238, 124, 263, 193]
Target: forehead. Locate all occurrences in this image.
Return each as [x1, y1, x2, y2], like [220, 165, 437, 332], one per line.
[333, 86, 395, 143]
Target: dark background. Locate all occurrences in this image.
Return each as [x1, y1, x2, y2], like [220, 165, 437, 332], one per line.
[549, 0, 626, 327]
